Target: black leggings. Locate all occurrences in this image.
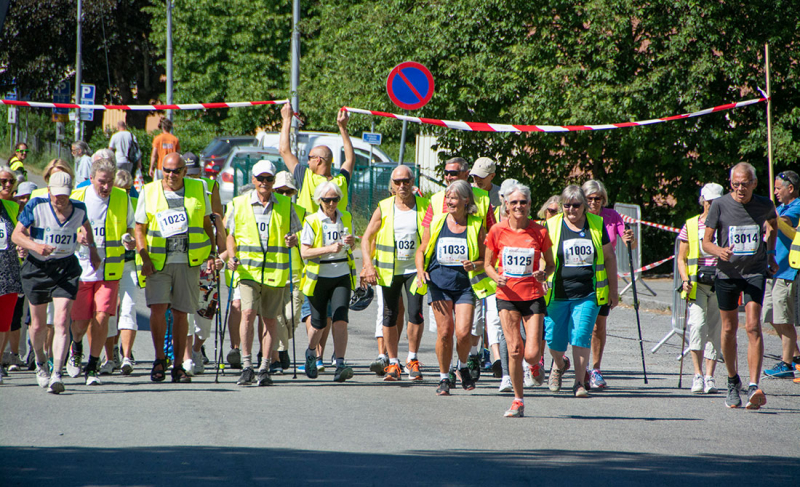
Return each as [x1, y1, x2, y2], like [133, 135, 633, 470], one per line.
[382, 273, 424, 328]
[308, 274, 351, 330]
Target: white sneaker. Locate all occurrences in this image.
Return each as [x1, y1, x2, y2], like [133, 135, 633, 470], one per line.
[498, 376, 513, 392]
[36, 366, 51, 388]
[523, 367, 534, 388]
[112, 347, 122, 369]
[691, 374, 704, 393]
[192, 351, 205, 375]
[99, 361, 115, 375]
[704, 376, 717, 394]
[120, 357, 134, 375]
[66, 350, 83, 378]
[47, 375, 65, 394]
[85, 370, 102, 386]
[183, 359, 196, 377]
[8, 353, 22, 371]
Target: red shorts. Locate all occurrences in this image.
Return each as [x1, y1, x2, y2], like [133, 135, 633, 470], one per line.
[71, 281, 120, 321]
[0, 293, 18, 332]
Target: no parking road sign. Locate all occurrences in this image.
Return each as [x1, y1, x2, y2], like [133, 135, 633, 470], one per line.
[386, 62, 434, 111]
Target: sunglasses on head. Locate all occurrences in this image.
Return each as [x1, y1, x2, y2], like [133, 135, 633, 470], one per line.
[393, 178, 412, 186]
[563, 202, 582, 209]
[162, 166, 185, 174]
[320, 196, 340, 204]
[778, 172, 798, 187]
[256, 175, 275, 183]
[444, 170, 462, 176]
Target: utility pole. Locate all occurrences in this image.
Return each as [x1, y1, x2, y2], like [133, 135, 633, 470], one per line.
[74, 0, 82, 141]
[290, 0, 300, 157]
[166, 0, 174, 120]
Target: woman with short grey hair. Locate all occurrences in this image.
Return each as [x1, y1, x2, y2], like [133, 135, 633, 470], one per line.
[73, 141, 93, 184]
[312, 180, 344, 205]
[538, 195, 562, 221]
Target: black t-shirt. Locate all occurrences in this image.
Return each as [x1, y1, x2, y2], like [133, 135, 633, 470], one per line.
[551, 218, 610, 300]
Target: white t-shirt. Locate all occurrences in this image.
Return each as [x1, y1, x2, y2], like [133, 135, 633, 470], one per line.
[109, 130, 132, 165]
[18, 196, 88, 261]
[392, 206, 418, 275]
[77, 185, 135, 281]
[301, 209, 350, 278]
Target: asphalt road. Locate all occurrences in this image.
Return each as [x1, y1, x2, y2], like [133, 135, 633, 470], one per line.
[4, 173, 798, 485]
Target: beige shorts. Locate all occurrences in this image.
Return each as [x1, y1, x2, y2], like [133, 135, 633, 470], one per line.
[240, 280, 286, 319]
[688, 283, 721, 360]
[145, 263, 201, 314]
[762, 278, 799, 325]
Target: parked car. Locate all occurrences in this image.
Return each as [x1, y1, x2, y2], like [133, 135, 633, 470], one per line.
[256, 131, 394, 168]
[199, 136, 256, 179]
[218, 146, 286, 205]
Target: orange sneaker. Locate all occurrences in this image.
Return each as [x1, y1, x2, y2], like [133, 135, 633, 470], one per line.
[383, 362, 402, 381]
[504, 399, 524, 417]
[405, 359, 423, 381]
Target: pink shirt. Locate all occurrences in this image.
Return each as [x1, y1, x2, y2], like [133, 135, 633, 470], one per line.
[600, 207, 625, 250]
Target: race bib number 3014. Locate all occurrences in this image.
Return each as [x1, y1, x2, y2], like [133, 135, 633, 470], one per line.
[729, 225, 760, 255]
[562, 238, 594, 267]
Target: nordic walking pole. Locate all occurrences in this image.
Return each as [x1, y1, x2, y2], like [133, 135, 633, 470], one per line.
[678, 285, 690, 389]
[288, 246, 298, 379]
[626, 224, 648, 384]
[216, 257, 238, 383]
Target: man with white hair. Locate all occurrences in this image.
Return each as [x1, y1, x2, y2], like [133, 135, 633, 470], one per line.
[703, 162, 778, 409]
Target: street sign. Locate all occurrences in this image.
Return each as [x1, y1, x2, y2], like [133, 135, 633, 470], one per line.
[80, 83, 96, 122]
[386, 62, 434, 111]
[362, 132, 382, 145]
[56, 122, 66, 140]
[8, 107, 16, 124]
[6, 88, 16, 101]
[53, 81, 70, 123]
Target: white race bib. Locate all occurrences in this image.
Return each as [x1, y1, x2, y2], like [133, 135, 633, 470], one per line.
[729, 225, 760, 255]
[43, 226, 77, 257]
[156, 208, 188, 238]
[322, 222, 343, 247]
[562, 238, 594, 267]
[0, 223, 7, 251]
[436, 237, 468, 266]
[395, 232, 418, 260]
[255, 213, 271, 246]
[89, 219, 106, 248]
[502, 247, 537, 277]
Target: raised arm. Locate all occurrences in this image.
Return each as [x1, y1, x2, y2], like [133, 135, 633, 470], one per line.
[279, 103, 299, 173]
[337, 109, 355, 175]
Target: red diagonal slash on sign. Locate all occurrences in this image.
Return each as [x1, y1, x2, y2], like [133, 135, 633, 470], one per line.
[395, 68, 423, 103]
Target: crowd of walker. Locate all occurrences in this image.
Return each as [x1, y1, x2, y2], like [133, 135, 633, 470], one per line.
[2, 105, 799, 417]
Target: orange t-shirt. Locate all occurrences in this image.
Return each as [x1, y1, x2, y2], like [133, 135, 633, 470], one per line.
[485, 219, 552, 301]
[152, 132, 180, 170]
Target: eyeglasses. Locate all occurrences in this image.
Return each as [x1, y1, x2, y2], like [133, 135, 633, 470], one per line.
[563, 202, 582, 209]
[16, 149, 28, 153]
[444, 170, 462, 177]
[162, 166, 185, 174]
[393, 178, 412, 186]
[586, 196, 603, 202]
[320, 196, 340, 204]
[275, 189, 295, 196]
[0, 178, 15, 186]
[508, 200, 528, 206]
[310, 155, 330, 163]
[255, 175, 275, 183]
[731, 180, 753, 189]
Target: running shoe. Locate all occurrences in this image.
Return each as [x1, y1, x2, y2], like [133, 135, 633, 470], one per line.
[523, 365, 534, 388]
[8, 353, 22, 371]
[85, 369, 102, 386]
[47, 375, 65, 394]
[704, 376, 718, 394]
[691, 374, 704, 393]
[405, 359, 423, 381]
[459, 367, 476, 391]
[66, 347, 83, 378]
[279, 350, 291, 370]
[304, 350, 318, 379]
[725, 382, 742, 408]
[192, 351, 205, 375]
[467, 354, 481, 381]
[764, 361, 794, 378]
[26, 350, 36, 371]
[182, 359, 196, 377]
[316, 358, 325, 372]
[201, 345, 210, 364]
[36, 365, 51, 388]
[573, 383, 589, 398]
[121, 358, 134, 376]
[99, 360, 115, 376]
[257, 369, 273, 386]
[589, 369, 607, 389]
[562, 355, 571, 372]
[383, 363, 401, 381]
[330, 353, 336, 367]
[369, 356, 388, 376]
[449, 369, 458, 387]
[498, 376, 513, 393]
[745, 385, 766, 410]
[504, 399, 524, 418]
[227, 348, 242, 369]
[333, 364, 354, 382]
[530, 364, 545, 387]
[549, 362, 565, 392]
[237, 367, 255, 386]
[112, 346, 122, 369]
[269, 361, 284, 375]
[491, 359, 503, 378]
[436, 378, 451, 396]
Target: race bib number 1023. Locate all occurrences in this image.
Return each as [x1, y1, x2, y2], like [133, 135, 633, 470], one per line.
[156, 208, 188, 238]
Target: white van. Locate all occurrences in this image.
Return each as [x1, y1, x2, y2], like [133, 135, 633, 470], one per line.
[256, 131, 394, 168]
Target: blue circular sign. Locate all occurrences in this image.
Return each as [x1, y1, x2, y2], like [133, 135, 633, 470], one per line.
[386, 62, 435, 111]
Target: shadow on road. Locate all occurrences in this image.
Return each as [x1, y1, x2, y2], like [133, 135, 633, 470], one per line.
[2, 447, 797, 486]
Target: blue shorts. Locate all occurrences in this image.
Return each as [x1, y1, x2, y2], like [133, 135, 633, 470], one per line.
[427, 281, 475, 306]
[301, 296, 332, 322]
[544, 294, 601, 352]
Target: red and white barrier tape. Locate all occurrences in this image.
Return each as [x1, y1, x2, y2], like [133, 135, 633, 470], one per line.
[618, 255, 675, 277]
[0, 99, 288, 111]
[343, 97, 765, 133]
[621, 214, 680, 234]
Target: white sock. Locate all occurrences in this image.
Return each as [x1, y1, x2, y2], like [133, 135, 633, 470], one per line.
[379, 353, 388, 360]
[440, 373, 449, 380]
[457, 360, 466, 369]
[389, 358, 399, 365]
[749, 382, 758, 388]
[515, 397, 523, 403]
[407, 352, 417, 361]
[470, 346, 479, 356]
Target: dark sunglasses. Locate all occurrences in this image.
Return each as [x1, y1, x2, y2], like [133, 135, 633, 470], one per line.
[507, 200, 528, 206]
[275, 189, 294, 195]
[444, 170, 462, 177]
[393, 178, 413, 186]
[0, 178, 15, 185]
[162, 166, 185, 174]
[256, 175, 275, 183]
[320, 196, 340, 204]
[563, 202, 582, 209]
[16, 149, 28, 153]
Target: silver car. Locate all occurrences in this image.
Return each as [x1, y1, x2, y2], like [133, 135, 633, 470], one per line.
[219, 147, 286, 205]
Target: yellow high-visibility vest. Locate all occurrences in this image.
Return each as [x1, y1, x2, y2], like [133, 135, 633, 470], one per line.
[71, 186, 129, 281]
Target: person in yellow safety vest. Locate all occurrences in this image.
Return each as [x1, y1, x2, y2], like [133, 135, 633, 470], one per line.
[279, 102, 355, 216]
[299, 181, 357, 383]
[421, 157, 496, 380]
[270, 170, 304, 374]
[64, 159, 135, 386]
[134, 153, 222, 384]
[543, 185, 617, 398]
[8, 142, 28, 182]
[225, 160, 301, 387]
[413, 180, 496, 396]
[677, 183, 724, 394]
[360, 165, 430, 382]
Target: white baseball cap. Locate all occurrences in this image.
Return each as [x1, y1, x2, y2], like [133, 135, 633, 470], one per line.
[701, 183, 724, 201]
[274, 171, 297, 191]
[469, 157, 496, 178]
[252, 160, 276, 177]
[15, 181, 38, 197]
[48, 172, 73, 196]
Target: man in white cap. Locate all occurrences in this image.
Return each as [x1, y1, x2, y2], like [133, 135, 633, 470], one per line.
[470, 157, 501, 208]
[225, 160, 301, 386]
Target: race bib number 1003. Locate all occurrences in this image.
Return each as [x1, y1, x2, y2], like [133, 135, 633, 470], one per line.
[562, 238, 594, 267]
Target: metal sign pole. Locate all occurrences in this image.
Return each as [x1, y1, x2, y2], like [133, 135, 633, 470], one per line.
[398, 110, 408, 164]
[765, 43, 774, 200]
